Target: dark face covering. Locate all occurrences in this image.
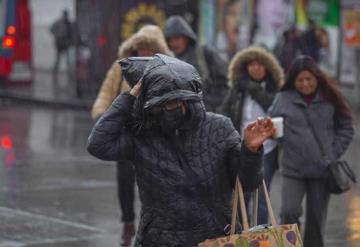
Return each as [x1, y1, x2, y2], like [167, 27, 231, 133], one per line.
[159, 105, 186, 134]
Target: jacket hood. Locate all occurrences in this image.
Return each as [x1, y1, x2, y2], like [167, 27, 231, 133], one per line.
[118, 57, 153, 87]
[117, 36, 135, 59]
[120, 54, 204, 131]
[118, 25, 173, 58]
[228, 46, 284, 88]
[163, 16, 197, 45]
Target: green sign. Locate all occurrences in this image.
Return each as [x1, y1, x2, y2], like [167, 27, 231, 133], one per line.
[307, 0, 340, 27]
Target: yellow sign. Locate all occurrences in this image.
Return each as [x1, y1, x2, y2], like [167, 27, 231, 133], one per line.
[121, 3, 166, 40]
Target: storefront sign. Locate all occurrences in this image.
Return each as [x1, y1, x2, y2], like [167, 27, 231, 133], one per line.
[343, 9, 360, 48]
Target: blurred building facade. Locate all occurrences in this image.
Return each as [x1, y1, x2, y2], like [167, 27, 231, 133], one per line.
[72, 0, 360, 102]
[74, 0, 198, 99]
[1, 0, 358, 107]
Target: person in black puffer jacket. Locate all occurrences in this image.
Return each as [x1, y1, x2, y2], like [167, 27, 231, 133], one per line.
[87, 54, 275, 247]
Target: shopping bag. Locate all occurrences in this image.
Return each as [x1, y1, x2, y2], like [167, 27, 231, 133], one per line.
[198, 178, 303, 247]
[197, 177, 245, 247]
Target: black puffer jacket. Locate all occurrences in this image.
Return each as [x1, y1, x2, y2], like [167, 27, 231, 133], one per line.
[164, 16, 229, 112]
[87, 54, 262, 247]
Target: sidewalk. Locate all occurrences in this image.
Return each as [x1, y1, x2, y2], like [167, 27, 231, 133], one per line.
[0, 103, 359, 246]
[0, 69, 93, 110]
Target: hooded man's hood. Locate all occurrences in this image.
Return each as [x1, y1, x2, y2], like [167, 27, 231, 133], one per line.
[228, 46, 284, 88]
[163, 16, 197, 45]
[117, 24, 173, 58]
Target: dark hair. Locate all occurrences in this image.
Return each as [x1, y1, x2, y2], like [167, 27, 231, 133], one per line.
[282, 55, 351, 117]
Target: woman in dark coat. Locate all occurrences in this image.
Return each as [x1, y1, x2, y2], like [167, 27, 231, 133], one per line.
[220, 46, 284, 224]
[87, 54, 275, 246]
[268, 56, 354, 247]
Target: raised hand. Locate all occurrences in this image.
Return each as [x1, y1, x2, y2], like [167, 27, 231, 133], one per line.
[130, 80, 142, 97]
[243, 117, 276, 152]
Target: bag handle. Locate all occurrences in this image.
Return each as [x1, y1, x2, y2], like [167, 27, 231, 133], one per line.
[230, 177, 249, 234]
[252, 181, 278, 227]
[261, 180, 277, 227]
[252, 189, 258, 226]
[230, 178, 277, 234]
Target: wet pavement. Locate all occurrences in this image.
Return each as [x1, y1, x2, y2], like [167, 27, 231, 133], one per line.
[0, 70, 93, 109]
[0, 103, 359, 246]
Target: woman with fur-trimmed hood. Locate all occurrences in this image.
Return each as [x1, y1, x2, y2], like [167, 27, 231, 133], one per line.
[219, 46, 284, 224]
[90, 24, 173, 247]
[91, 25, 173, 120]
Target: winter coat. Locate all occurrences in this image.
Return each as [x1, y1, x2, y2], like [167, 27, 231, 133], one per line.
[163, 16, 229, 112]
[87, 54, 263, 247]
[299, 28, 321, 62]
[219, 47, 284, 131]
[268, 90, 354, 179]
[91, 25, 173, 120]
[50, 17, 73, 50]
[274, 33, 302, 73]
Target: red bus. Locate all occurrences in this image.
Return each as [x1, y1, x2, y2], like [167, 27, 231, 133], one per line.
[0, 0, 31, 79]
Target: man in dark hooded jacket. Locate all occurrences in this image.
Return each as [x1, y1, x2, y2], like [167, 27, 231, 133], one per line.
[50, 10, 73, 77]
[163, 15, 229, 112]
[87, 54, 275, 246]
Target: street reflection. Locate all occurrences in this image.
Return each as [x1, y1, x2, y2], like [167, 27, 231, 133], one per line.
[1, 135, 15, 168]
[27, 107, 90, 156]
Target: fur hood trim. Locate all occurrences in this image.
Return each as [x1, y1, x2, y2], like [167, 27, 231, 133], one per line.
[228, 46, 284, 88]
[118, 25, 173, 58]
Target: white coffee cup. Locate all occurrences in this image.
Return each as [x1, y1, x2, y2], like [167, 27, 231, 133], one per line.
[271, 117, 284, 138]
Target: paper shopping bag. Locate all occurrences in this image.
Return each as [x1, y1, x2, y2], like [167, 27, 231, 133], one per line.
[198, 179, 303, 247]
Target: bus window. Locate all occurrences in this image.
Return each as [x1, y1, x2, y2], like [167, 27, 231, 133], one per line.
[0, 0, 7, 37]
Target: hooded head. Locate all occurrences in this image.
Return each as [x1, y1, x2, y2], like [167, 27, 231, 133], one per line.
[163, 16, 197, 55]
[228, 46, 284, 89]
[119, 54, 204, 133]
[132, 25, 173, 56]
[117, 24, 173, 59]
[283, 55, 351, 117]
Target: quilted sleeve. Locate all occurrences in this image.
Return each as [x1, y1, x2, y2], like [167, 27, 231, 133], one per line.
[87, 92, 136, 161]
